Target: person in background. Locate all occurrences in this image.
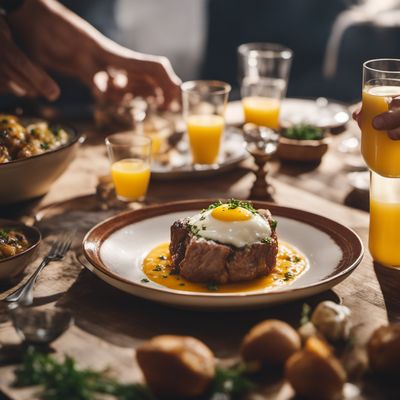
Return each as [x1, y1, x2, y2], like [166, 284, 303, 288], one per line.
[0, 0, 181, 109]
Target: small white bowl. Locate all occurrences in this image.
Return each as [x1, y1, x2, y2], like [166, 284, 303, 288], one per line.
[0, 219, 41, 281]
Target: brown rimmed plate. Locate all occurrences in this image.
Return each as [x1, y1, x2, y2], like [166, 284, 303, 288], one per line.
[82, 200, 363, 310]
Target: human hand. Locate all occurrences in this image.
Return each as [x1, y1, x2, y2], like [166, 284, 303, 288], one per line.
[352, 99, 400, 140]
[0, 15, 59, 100]
[94, 52, 181, 110]
[8, 0, 181, 109]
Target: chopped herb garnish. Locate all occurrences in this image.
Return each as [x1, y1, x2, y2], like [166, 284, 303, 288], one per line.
[206, 281, 219, 291]
[162, 275, 168, 279]
[261, 237, 273, 245]
[284, 271, 294, 281]
[141, 278, 149, 283]
[179, 283, 185, 287]
[270, 219, 278, 230]
[202, 226, 206, 230]
[152, 265, 162, 272]
[53, 127, 62, 138]
[40, 142, 49, 150]
[212, 365, 256, 398]
[200, 215, 206, 221]
[0, 230, 8, 240]
[292, 256, 301, 263]
[158, 255, 167, 260]
[282, 124, 325, 141]
[13, 348, 156, 400]
[300, 303, 311, 326]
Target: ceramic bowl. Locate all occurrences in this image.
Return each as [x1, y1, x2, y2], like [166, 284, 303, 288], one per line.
[0, 219, 41, 281]
[277, 135, 331, 163]
[0, 124, 84, 205]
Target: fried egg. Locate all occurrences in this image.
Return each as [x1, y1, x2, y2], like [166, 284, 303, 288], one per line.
[188, 203, 272, 248]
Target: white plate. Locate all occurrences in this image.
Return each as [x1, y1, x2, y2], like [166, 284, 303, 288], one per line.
[226, 98, 350, 129]
[83, 200, 363, 310]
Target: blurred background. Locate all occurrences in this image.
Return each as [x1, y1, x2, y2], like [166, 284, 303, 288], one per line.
[4, 0, 400, 109]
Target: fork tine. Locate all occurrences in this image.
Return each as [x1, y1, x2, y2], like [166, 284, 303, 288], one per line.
[58, 230, 76, 256]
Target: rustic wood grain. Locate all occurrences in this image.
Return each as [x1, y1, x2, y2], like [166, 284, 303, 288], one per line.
[0, 122, 399, 399]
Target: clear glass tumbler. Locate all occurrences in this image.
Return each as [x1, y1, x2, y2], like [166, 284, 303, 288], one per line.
[238, 42, 293, 130]
[181, 80, 231, 166]
[105, 133, 151, 202]
[361, 59, 400, 178]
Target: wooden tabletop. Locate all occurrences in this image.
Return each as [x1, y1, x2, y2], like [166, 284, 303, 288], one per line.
[1, 119, 399, 399]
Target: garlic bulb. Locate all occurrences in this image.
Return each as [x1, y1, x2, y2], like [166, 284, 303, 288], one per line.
[311, 301, 352, 341]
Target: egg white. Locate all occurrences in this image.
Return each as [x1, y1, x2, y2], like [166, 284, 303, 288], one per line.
[188, 209, 272, 248]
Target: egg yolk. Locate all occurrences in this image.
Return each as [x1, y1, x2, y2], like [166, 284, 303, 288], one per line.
[211, 204, 252, 222]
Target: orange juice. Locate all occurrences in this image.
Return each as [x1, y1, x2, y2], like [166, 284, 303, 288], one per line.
[187, 115, 224, 164]
[242, 96, 281, 129]
[361, 86, 400, 177]
[111, 158, 151, 200]
[369, 198, 400, 266]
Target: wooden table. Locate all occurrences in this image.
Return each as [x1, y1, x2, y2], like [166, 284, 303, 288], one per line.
[1, 120, 399, 399]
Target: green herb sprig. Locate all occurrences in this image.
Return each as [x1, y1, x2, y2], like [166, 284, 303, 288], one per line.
[282, 124, 325, 141]
[13, 349, 156, 400]
[211, 365, 256, 399]
[204, 199, 258, 215]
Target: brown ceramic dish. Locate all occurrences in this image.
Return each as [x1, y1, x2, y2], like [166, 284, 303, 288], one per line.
[0, 124, 84, 205]
[82, 200, 363, 310]
[277, 136, 331, 163]
[0, 219, 41, 281]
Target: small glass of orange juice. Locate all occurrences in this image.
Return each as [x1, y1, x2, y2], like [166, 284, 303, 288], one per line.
[105, 133, 151, 202]
[181, 80, 231, 166]
[238, 43, 293, 130]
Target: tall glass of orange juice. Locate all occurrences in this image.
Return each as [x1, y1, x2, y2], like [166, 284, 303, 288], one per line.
[181, 80, 231, 166]
[105, 133, 151, 202]
[361, 59, 400, 178]
[238, 43, 293, 130]
[369, 171, 400, 267]
[361, 59, 400, 267]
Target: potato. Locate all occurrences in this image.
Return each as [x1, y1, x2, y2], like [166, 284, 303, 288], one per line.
[368, 324, 400, 374]
[136, 335, 215, 398]
[285, 336, 346, 400]
[241, 319, 301, 368]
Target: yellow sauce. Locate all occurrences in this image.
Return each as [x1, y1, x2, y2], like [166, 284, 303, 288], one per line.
[143, 241, 307, 293]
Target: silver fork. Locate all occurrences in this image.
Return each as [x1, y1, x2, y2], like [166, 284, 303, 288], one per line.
[5, 231, 74, 306]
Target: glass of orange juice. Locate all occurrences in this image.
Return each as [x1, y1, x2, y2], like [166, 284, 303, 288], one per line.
[105, 133, 151, 202]
[238, 43, 293, 130]
[181, 80, 231, 166]
[369, 171, 400, 267]
[361, 59, 400, 267]
[361, 59, 400, 178]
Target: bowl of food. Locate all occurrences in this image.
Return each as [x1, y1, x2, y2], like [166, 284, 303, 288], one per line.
[277, 124, 330, 163]
[0, 219, 41, 281]
[0, 114, 84, 204]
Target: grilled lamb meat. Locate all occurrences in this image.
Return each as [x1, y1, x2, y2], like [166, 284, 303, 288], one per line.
[169, 209, 278, 284]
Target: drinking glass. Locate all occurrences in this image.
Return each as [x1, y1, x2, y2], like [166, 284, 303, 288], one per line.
[105, 133, 151, 202]
[238, 43, 293, 130]
[181, 80, 231, 166]
[369, 171, 400, 267]
[361, 59, 400, 268]
[361, 59, 400, 178]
